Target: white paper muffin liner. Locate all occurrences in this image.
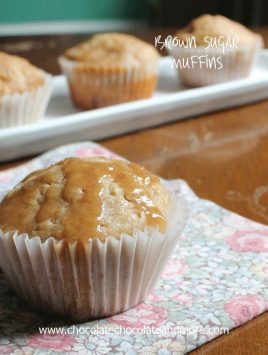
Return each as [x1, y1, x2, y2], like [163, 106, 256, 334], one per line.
[0, 193, 187, 322]
[58, 56, 158, 109]
[0, 73, 52, 128]
[168, 45, 259, 87]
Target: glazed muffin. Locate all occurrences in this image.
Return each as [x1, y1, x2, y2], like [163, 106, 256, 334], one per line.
[168, 15, 263, 86]
[0, 157, 170, 241]
[0, 52, 52, 128]
[0, 157, 187, 321]
[59, 33, 159, 109]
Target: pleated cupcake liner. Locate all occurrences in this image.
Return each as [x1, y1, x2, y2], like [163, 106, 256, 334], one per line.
[168, 45, 259, 87]
[58, 56, 158, 109]
[0, 73, 52, 129]
[0, 194, 188, 322]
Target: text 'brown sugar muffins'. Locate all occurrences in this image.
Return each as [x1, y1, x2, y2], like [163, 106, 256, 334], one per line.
[59, 33, 159, 110]
[0, 52, 52, 128]
[0, 157, 187, 322]
[168, 14, 263, 86]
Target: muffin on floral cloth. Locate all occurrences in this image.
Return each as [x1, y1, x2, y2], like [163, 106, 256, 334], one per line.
[59, 33, 159, 109]
[168, 14, 263, 86]
[0, 52, 52, 128]
[0, 157, 187, 322]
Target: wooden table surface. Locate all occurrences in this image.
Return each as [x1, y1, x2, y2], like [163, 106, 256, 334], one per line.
[0, 29, 268, 354]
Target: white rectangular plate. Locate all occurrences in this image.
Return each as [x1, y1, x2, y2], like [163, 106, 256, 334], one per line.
[1, 51, 268, 162]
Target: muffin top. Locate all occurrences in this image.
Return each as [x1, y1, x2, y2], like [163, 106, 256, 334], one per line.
[176, 14, 263, 48]
[63, 33, 159, 67]
[0, 157, 170, 242]
[0, 52, 45, 96]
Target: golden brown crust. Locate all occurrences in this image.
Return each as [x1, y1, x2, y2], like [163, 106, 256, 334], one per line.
[0, 52, 44, 96]
[176, 14, 263, 48]
[0, 157, 170, 242]
[64, 33, 159, 67]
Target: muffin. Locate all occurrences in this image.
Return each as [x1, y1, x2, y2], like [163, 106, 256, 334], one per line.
[168, 15, 263, 86]
[0, 52, 52, 128]
[59, 33, 159, 110]
[0, 157, 187, 321]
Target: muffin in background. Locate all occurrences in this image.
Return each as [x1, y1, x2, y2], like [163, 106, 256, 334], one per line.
[168, 14, 263, 87]
[0, 157, 187, 322]
[59, 33, 159, 110]
[0, 52, 52, 128]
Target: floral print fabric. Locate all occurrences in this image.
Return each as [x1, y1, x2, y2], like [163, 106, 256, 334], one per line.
[0, 142, 267, 355]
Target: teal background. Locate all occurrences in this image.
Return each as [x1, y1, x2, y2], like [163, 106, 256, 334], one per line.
[0, 0, 146, 23]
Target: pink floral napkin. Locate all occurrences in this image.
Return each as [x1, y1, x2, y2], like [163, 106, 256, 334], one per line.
[0, 142, 267, 355]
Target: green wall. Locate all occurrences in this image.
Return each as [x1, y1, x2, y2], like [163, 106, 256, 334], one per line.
[0, 0, 146, 23]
